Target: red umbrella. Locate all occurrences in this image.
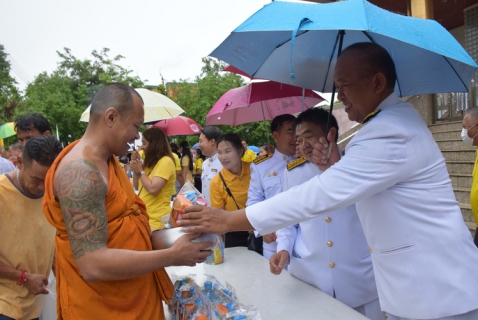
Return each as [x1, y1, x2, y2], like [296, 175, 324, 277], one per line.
[153, 116, 202, 136]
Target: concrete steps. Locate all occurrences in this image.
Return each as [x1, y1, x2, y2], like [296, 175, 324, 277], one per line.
[429, 120, 476, 232]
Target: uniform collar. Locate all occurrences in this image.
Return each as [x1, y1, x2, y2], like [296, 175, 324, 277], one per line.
[208, 153, 218, 163]
[273, 149, 297, 162]
[221, 161, 251, 182]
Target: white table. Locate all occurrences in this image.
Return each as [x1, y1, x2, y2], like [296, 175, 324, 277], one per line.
[166, 247, 369, 320]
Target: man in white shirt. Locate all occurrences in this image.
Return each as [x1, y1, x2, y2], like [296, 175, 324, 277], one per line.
[181, 42, 478, 320]
[198, 126, 223, 205]
[271, 107, 382, 320]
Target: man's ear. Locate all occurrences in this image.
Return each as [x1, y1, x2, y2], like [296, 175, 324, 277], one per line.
[17, 156, 24, 170]
[272, 131, 279, 144]
[104, 107, 119, 127]
[373, 73, 387, 94]
[329, 127, 338, 142]
[43, 130, 52, 136]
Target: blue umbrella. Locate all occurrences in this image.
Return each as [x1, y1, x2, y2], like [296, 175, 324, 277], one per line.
[247, 146, 260, 153]
[192, 142, 200, 149]
[210, 0, 477, 97]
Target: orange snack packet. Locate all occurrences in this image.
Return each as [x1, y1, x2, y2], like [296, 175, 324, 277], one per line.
[170, 194, 193, 228]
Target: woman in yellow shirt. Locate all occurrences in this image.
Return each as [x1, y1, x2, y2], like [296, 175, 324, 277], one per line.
[130, 128, 176, 230]
[193, 149, 206, 193]
[179, 141, 194, 187]
[209, 133, 251, 248]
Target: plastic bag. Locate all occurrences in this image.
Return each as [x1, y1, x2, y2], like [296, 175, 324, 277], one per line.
[169, 181, 208, 228]
[38, 270, 57, 320]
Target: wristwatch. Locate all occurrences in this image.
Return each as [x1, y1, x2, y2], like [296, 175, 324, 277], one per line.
[137, 171, 145, 178]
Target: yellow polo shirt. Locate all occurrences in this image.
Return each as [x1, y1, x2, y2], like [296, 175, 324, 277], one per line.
[194, 158, 204, 174]
[241, 149, 256, 163]
[210, 161, 251, 211]
[172, 153, 181, 171]
[138, 156, 176, 229]
[471, 150, 478, 227]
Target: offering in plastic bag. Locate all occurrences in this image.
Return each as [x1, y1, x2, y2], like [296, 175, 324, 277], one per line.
[205, 235, 225, 265]
[169, 182, 208, 228]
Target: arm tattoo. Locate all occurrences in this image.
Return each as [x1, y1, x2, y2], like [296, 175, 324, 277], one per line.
[55, 159, 108, 260]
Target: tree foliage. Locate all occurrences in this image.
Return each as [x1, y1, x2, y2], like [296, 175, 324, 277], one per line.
[20, 48, 145, 144]
[169, 57, 273, 147]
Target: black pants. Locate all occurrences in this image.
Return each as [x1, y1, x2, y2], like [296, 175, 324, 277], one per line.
[225, 231, 249, 248]
[194, 175, 202, 193]
[474, 228, 478, 248]
[0, 315, 38, 320]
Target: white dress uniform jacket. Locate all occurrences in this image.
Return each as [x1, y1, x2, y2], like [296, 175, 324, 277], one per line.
[201, 154, 222, 205]
[246, 93, 478, 319]
[277, 160, 378, 309]
[246, 150, 296, 258]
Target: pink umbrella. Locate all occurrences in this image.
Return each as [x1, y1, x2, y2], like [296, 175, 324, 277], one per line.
[153, 116, 202, 136]
[205, 81, 325, 127]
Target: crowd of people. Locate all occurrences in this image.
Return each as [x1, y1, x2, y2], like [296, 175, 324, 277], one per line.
[2, 42, 478, 320]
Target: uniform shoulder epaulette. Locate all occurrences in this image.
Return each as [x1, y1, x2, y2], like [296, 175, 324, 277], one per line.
[287, 157, 307, 171]
[253, 153, 271, 165]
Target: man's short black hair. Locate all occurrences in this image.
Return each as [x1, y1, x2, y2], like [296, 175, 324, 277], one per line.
[271, 114, 296, 134]
[241, 138, 248, 144]
[90, 83, 143, 121]
[201, 126, 222, 142]
[23, 136, 63, 167]
[342, 42, 397, 90]
[294, 108, 339, 143]
[15, 113, 51, 134]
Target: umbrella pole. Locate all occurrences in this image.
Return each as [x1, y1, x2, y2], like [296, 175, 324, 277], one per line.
[302, 87, 305, 112]
[261, 101, 270, 145]
[325, 30, 345, 161]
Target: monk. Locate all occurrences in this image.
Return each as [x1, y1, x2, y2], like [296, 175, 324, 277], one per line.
[43, 83, 212, 319]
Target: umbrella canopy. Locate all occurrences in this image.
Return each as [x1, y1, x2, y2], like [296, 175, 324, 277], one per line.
[247, 146, 260, 153]
[0, 122, 16, 139]
[80, 88, 184, 124]
[153, 116, 202, 136]
[192, 142, 200, 149]
[210, 0, 477, 97]
[206, 81, 324, 126]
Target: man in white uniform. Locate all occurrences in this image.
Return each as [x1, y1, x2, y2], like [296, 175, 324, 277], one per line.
[270, 107, 382, 320]
[199, 126, 223, 205]
[180, 42, 478, 320]
[246, 114, 297, 259]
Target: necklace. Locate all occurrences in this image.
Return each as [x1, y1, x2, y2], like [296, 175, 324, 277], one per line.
[16, 169, 25, 193]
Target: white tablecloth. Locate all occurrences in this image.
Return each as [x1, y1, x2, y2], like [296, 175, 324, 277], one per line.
[166, 247, 369, 320]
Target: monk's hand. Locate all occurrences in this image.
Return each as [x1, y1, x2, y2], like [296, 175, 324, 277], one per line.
[24, 272, 49, 295]
[312, 131, 340, 170]
[179, 205, 230, 234]
[170, 232, 213, 266]
[269, 250, 289, 275]
[263, 232, 277, 244]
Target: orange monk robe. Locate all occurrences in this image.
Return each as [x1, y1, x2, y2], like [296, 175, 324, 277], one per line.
[43, 140, 173, 319]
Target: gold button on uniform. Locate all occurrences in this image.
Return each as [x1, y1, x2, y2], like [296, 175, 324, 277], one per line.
[327, 241, 333, 247]
[325, 217, 332, 223]
[329, 262, 335, 268]
[369, 247, 373, 253]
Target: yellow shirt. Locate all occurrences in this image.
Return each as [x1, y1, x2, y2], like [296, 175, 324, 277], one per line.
[210, 162, 251, 211]
[241, 148, 256, 162]
[181, 155, 194, 185]
[172, 153, 181, 171]
[471, 150, 478, 227]
[0, 174, 55, 319]
[194, 158, 204, 174]
[138, 156, 176, 229]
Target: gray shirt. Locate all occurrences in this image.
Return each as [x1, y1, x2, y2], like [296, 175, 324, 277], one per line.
[0, 157, 15, 175]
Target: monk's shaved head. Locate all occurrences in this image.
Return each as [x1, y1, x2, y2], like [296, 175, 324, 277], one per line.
[90, 83, 143, 122]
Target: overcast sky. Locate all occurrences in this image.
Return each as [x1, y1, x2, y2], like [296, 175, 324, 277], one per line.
[0, 0, 281, 89]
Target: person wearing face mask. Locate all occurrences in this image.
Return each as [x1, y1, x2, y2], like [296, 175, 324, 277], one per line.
[462, 107, 478, 247]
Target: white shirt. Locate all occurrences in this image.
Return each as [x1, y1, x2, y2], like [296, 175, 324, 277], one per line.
[247, 149, 296, 253]
[278, 160, 378, 308]
[201, 153, 222, 205]
[246, 93, 478, 319]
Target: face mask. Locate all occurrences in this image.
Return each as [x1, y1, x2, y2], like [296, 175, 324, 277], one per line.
[461, 123, 477, 145]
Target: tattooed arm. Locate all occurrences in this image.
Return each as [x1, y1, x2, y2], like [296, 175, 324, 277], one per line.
[55, 159, 212, 282]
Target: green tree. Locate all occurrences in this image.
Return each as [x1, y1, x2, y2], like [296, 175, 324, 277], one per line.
[170, 57, 273, 147]
[21, 48, 145, 144]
